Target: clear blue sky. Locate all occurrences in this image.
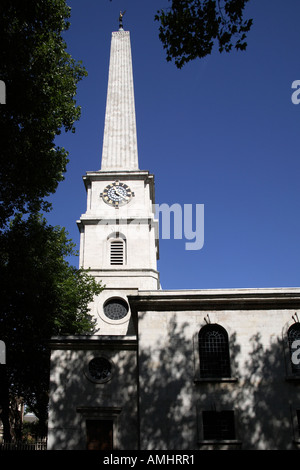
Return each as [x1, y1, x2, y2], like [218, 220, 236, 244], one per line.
[47, 0, 300, 290]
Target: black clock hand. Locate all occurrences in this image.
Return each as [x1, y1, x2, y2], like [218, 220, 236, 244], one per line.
[114, 188, 127, 200]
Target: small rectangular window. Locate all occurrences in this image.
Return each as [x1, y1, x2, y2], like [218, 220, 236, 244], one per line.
[110, 240, 124, 265]
[297, 410, 300, 436]
[86, 419, 113, 450]
[202, 410, 235, 441]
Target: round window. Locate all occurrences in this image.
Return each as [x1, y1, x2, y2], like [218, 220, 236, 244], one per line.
[87, 357, 112, 383]
[103, 298, 129, 321]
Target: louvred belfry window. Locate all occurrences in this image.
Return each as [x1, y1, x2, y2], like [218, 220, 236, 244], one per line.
[110, 240, 124, 265]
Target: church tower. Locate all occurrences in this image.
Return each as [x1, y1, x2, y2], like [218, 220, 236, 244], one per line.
[48, 17, 300, 452]
[77, 21, 159, 334]
[48, 21, 158, 450]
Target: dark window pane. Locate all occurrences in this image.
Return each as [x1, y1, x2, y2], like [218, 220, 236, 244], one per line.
[86, 420, 113, 450]
[288, 324, 300, 374]
[104, 298, 128, 320]
[88, 357, 112, 382]
[203, 411, 235, 440]
[199, 325, 231, 378]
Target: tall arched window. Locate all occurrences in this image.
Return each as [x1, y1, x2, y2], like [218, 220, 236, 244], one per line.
[199, 324, 231, 378]
[288, 323, 300, 374]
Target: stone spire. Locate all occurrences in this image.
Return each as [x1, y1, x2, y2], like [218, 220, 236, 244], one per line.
[100, 25, 139, 171]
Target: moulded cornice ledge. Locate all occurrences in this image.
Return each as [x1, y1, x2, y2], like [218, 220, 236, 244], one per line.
[128, 288, 300, 312]
[82, 170, 154, 186]
[76, 406, 122, 416]
[194, 377, 238, 383]
[198, 439, 242, 448]
[48, 335, 137, 350]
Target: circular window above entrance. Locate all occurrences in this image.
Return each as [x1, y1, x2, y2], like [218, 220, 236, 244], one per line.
[103, 298, 129, 321]
[86, 357, 113, 383]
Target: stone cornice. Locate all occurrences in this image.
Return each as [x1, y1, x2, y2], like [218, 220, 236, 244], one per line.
[128, 288, 300, 312]
[83, 170, 154, 181]
[48, 335, 137, 350]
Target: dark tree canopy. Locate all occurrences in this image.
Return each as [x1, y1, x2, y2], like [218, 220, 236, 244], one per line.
[0, 214, 102, 438]
[0, 0, 87, 228]
[0, 1, 100, 439]
[155, 0, 253, 68]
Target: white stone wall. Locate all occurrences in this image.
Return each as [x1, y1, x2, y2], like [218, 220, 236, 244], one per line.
[47, 338, 138, 450]
[78, 172, 158, 277]
[132, 288, 300, 450]
[77, 171, 160, 333]
[101, 31, 139, 171]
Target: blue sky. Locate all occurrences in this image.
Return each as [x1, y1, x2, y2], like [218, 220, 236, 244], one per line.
[47, 0, 300, 290]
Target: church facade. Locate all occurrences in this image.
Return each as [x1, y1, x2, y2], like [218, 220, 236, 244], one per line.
[47, 25, 300, 451]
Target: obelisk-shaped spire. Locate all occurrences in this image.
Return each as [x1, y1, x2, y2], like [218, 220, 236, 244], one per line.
[100, 18, 139, 171]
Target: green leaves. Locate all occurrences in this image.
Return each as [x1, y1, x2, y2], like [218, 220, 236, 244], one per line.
[0, 0, 87, 228]
[0, 214, 103, 428]
[1, 213, 102, 336]
[0, 1, 95, 436]
[155, 0, 253, 68]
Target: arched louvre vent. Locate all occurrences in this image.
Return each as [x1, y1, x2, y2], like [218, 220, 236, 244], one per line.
[110, 240, 124, 265]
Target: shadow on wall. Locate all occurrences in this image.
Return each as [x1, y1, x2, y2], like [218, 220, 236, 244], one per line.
[47, 316, 300, 450]
[137, 315, 300, 450]
[48, 341, 138, 450]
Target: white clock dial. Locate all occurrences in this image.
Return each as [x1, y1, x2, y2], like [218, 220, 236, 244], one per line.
[101, 181, 133, 207]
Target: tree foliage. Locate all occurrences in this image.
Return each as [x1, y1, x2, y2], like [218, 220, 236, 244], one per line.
[0, 1, 97, 439]
[0, 1, 107, 441]
[155, 0, 253, 68]
[0, 214, 103, 438]
[0, 0, 87, 228]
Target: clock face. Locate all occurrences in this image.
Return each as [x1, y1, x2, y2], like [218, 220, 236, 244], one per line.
[102, 181, 133, 207]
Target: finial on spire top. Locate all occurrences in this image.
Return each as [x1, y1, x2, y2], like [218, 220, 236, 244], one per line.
[119, 10, 126, 30]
